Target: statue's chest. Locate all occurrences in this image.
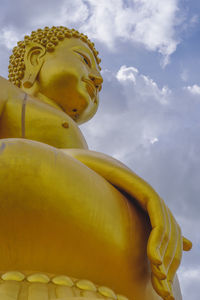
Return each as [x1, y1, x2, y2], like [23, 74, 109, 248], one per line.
[0, 96, 88, 149]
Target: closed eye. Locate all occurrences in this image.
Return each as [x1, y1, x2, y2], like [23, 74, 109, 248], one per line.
[74, 50, 91, 68]
[83, 57, 89, 65]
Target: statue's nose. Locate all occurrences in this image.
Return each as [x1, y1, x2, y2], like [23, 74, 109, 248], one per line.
[89, 69, 103, 89]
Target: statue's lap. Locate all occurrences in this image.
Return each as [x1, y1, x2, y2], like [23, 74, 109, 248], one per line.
[0, 138, 161, 300]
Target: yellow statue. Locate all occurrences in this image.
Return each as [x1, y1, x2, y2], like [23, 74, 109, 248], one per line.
[0, 26, 192, 300]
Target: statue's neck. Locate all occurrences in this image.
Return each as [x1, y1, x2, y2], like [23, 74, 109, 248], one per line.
[22, 82, 64, 113]
[35, 92, 64, 112]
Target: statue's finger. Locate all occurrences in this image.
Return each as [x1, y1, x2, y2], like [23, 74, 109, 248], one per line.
[158, 199, 171, 258]
[150, 204, 172, 280]
[162, 208, 178, 273]
[167, 224, 182, 283]
[147, 227, 163, 265]
[183, 236, 192, 251]
[151, 274, 173, 299]
[147, 198, 167, 265]
[151, 263, 167, 280]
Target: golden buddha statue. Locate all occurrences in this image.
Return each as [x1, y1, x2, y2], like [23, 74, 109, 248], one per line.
[0, 26, 192, 300]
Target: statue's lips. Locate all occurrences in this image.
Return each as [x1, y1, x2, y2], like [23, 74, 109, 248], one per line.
[82, 78, 96, 100]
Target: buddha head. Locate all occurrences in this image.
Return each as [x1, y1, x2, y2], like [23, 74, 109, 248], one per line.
[8, 26, 103, 124]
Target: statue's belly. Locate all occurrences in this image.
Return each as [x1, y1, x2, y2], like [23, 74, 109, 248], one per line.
[0, 138, 161, 300]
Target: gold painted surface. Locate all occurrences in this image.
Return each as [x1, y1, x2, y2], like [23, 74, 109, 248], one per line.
[0, 138, 150, 299]
[0, 26, 192, 300]
[0, 271, 127, 300]
[0, 77, 88, 149]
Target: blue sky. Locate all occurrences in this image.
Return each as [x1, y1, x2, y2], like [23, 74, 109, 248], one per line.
[0, 1, 200, 299]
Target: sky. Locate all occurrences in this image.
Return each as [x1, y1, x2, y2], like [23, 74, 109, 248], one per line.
[0, 0, 199, 299]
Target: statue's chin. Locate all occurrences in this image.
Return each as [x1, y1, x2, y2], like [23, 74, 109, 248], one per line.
[73, 85, 99, 124]
[76, 102, 98, 124]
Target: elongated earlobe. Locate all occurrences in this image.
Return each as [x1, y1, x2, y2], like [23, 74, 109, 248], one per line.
[22, 42, 46, 88]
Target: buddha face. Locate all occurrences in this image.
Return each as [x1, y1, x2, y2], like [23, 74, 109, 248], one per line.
[36, 38, 103, 124]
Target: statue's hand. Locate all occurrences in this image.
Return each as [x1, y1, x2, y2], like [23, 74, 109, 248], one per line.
[147, 198, 192, 300]
[61, 149, 192, 300]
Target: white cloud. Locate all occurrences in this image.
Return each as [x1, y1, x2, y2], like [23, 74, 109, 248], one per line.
[0, 0, 183, 64]
[181, 69, 189, 82]
[178, 266, 200, 300]
[30, 0, 89, 28]
[150, 137, 159, 144]
[116, 65, 171, 104]
[185, 84, 200, 95]
[0, 28, 22, 49]
[80, 0, 180, 63]
[82, 64, 172, 162]
[116, 65, 138, 83]
[190, 14, 199, 26]
[179, 267, 200, 280]
[60, 0, 89, 24]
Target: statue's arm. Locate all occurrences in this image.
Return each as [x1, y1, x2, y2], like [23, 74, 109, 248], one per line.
[61, 148, 192, 300]
[0, 76, 10, 116]
[0, 76, 28, 117]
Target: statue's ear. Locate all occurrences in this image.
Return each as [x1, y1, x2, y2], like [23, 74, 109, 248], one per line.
[22, 42, 46, 88]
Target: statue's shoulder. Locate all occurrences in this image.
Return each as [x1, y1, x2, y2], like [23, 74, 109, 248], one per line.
[0, 76, 24, 103]
[0, 77, 27, 116]
[0, 76, 11, 114]
[0, 76, 15, 93]
[0, 76, 10, 102]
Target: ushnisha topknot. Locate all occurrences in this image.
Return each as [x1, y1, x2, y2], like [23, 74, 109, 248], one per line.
[8, 26, 101, 87]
